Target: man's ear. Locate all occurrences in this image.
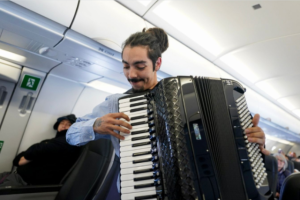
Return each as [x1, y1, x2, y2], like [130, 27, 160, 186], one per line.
[155, 57, 162, 71]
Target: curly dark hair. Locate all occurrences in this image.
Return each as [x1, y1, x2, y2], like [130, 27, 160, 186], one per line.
[122, 27, 169, 71]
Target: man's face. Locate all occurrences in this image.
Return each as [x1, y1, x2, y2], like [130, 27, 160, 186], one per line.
[122, 46, 161, 92]
[57, 119, 71, 132]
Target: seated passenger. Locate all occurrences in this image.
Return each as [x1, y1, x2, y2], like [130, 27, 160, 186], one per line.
[0, 114, 81, 186]
[275, 153, 291, 198]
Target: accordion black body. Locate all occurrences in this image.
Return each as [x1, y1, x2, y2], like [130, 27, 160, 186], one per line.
[119, 76, 273, 200]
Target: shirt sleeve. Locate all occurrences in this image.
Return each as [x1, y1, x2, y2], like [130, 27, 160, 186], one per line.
[66, 93, 125, 146]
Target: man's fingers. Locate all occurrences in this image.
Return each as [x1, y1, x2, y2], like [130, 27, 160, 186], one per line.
[109, 124, 131, 134]
[252, 114, 260, 127]
[110, 112, 130, 121]
[108, 129, 125, 140]
[111, 119, 132, 130]
[247, 137, 264, 145]
[246, 131, 265, 139]
[245, 126, 262, 134]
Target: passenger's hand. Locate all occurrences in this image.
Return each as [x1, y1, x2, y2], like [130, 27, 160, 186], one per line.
[245, 114, 269, 155]
[18, 156, 31, 166]
[276, 192, 280, 198]
[93, 113, 132, 140]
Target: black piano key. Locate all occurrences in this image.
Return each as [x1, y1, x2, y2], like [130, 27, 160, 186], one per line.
[135, 194, 157, 200]
[131, 129, 149, 135]
[132, 135, 149, 141]
[133, 157, 152, 164]
[129, 97, 147, 102]
[134, 183, 155, 189]
[132, 141, 151, 147]
[130, 101, 148, 107]
[149, 128, 155, 134]
[132, 150, 151, 157]
[131, 121, 148, 126]
[133, 168, 153, 174]
[148, 120, 155, 127]
[134, 176, 154, 181]
[148, 114, 154, 120]
[130, 107, 148, 113]
[131, 115, 148, 120]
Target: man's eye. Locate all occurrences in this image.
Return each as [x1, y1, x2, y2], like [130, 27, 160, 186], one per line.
[123, 66, 129, 69]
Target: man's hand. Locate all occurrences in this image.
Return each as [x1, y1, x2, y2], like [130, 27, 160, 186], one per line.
[93, 113, 132, 140]
[18, 156, 31, 166]
[245, 114, 270, 155]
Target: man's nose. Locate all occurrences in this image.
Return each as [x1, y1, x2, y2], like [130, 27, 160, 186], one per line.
[128, 68, 138, 78]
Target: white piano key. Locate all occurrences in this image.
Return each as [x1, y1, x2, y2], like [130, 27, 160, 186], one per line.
[121, 161, 153, 169]
[121, 154, 152, 164]
[122, 132, 150, 141]
[120, 146, 151, 157]
[121, 179, 153, 188]
[121, 190, 156, 200]
[121, 144, 152, 152]
[120, 166, 153, 175]
[119, 99, 147, 108]
[120, 104, 148, 112]
[123, 110, 147, 116]
[120, 138, 150, 147]
[119, 95, 146, 103]
[121, 118, 148, 124]
[130, 124, 149, 130]
[121, 185, 156, 194]
[120, 171, 154, 181]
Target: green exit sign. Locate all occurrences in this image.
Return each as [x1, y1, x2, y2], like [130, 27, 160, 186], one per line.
[21, 75, 40, 91]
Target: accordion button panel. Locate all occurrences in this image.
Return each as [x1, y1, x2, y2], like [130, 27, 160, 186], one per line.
[119, 94, 160, 200]
[237, 94, 267, 189]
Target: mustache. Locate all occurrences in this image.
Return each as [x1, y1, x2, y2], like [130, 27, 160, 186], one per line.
[128, 78, 144, 83]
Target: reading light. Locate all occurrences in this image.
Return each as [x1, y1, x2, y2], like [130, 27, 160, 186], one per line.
[88, 80, 127, 94]
[0, 49, 26, 62]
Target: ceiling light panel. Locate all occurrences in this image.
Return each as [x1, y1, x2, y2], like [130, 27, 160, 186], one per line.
[117, 0, 157, 16]
[11, 0, 78, 27]
[161, 36, 219, 77]
[145, 1, 300, 60]
[72, 0, 146, 52]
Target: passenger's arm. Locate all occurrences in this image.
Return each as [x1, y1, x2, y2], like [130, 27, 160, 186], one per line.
[245, 114, 270, 155]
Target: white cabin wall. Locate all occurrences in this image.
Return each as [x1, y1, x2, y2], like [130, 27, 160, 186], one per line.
[18, 75, 84, 153]
[72, 86, 112, 117]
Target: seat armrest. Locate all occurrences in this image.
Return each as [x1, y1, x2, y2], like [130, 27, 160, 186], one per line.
[0, 185, 62, 195]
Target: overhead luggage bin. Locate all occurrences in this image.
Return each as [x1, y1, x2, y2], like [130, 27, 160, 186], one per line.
[10, 0, 78, 27]
[0, 1, 66, 48]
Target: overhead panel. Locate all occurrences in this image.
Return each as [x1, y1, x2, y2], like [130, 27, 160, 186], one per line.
[0, 59, 21, 82]
[71, 0, 146, 52]
[0, 40, 61, 72]
[50, 63, 102, 83]
[144, 1, 300, 61]
[54, 29, 128, 85]
[0, 1, 66, 48]
[116, 0, 157, 16]
[10, 0, 78, 27]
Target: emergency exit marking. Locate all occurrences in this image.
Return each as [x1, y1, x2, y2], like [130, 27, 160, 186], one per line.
[0, 141, 3, 154]
[21, 75, 40, 91]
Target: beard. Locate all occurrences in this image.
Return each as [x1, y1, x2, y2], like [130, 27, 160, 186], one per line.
[128, 78, 146, 93]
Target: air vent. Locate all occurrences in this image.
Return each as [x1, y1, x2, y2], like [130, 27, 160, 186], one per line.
[253, 4, 262, 10]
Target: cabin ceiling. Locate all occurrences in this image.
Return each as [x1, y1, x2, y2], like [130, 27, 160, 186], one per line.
[5, 0, 300, 140]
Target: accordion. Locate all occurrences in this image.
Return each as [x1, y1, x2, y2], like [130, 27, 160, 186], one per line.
[118, 76, 273, 200]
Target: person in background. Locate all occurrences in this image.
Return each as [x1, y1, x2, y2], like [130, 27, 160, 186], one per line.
[275, 153, 291, 198]
[0, 114, 81, 186]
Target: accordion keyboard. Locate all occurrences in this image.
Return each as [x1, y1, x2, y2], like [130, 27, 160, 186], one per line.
[119, 94, 160, 200]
